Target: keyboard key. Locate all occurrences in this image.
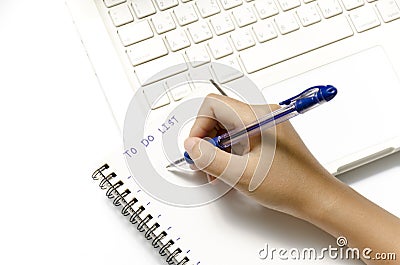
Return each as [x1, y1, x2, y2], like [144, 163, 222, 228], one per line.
[143, 82, 171, 109]
[189, 64, 214, 84]
[239, 16, 353, 73]
[349, 6, 380, 32]
[165, 30, 191, 51]
[276, 0, 301, 11]
[152, 12, 176, 34]
[230, 29, 256, 51]
[219, 0, 243, 10]
[187, 21, 213, 43]
[127, 38, 168, 66]
[275, 13, 300, 34]
[296, 4, 321, 26]
[376, 0, 400, 22]
[211, 56, 243, 83]
[317, 0, 342, 18]
[118, 20, 154, 46]
[254, 0, 279, 19]
[341, 0, 364, 11]
[174, 4, 199, 26]
[154, 0, 179, 10]
[135, 53, 188, 85]
[208, 37, 233, 59]
[232, 6, 257, 27]
[166, 74, 193, 101]
[109, 4, 134, 27]
[185, 45, 211, 67]
[252, 19, 278, 42]
[104, 0, 126, 8]
[169, 84, 191, 101]
[131, 0, 156, 18]
[196, 0, 221, 18]
[210, 14, 235, 35]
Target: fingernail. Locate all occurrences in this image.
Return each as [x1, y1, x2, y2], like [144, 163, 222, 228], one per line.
[184, 137, 200, 153]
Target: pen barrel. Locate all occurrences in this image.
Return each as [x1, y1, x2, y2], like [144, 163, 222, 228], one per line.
[218, 106, 298, 148]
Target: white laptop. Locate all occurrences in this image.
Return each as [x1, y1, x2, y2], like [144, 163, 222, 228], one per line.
[66, 0, 400, 174]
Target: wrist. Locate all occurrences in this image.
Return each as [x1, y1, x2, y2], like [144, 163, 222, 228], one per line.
[291, 170, 351, 233]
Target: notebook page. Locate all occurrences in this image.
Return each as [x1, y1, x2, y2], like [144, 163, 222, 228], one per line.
[102, 150, 362, 265]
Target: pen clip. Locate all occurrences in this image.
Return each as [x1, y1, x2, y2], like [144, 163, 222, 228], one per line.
[279, 86, 325, 106]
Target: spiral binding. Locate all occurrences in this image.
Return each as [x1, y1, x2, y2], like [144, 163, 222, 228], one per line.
[92, 164, 190, 265]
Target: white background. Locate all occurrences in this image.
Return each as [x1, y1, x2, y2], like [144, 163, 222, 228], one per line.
[0, 1, 160, 264]
[0, 0, 399, 264]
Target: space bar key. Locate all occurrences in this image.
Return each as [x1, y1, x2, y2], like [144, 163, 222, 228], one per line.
[239, 16, 354, 74]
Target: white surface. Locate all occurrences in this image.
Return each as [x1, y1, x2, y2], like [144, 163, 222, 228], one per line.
[0, 1, 398, 265]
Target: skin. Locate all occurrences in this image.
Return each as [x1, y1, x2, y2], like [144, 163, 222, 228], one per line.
[184, 93, 400, 265]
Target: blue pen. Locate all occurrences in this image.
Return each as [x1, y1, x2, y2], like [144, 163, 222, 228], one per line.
[166, 85, 337, 169]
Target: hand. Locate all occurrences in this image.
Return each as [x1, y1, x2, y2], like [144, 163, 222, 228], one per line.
[184, 93, 337, 216]
[184, 94, 400, 265]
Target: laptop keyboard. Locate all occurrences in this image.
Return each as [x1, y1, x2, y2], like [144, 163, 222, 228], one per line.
[102, 0, 400, 108]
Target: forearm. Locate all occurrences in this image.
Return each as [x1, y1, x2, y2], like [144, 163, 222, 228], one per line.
[300, 173, 400, 264]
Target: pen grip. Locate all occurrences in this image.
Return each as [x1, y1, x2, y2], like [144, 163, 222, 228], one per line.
[184, 136, 222, 164]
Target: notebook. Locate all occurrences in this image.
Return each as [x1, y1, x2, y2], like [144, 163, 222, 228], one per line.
[91, 153, 364, 265]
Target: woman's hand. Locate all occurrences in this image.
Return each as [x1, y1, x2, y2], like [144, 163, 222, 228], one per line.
[184, 93, 400, 265]
[184, 93, 336, 217]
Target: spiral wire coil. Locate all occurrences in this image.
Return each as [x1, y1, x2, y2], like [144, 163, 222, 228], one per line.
[92, 164, 190, 265]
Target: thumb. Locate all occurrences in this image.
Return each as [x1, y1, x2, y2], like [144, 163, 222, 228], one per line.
[184, 137, 230, 177]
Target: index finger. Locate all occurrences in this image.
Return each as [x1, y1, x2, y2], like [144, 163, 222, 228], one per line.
[189, 93, 252, 138]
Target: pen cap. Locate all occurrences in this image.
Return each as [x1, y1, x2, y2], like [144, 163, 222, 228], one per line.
[295, 85, 337, 113]
[318, 85, 337, 102]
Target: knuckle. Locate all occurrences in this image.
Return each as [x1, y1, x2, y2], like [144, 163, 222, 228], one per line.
[205, 93, 222, 102]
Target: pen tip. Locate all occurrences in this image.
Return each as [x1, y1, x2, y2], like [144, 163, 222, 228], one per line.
[166, 162, 176, 169]
[166, 158, 186, 169]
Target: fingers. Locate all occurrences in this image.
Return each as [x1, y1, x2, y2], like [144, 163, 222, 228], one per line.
[185, 94, 277, 189]
[184, 137, 248, 187]
[189, 93, 254, 138]
[184, 137, 227, 174]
